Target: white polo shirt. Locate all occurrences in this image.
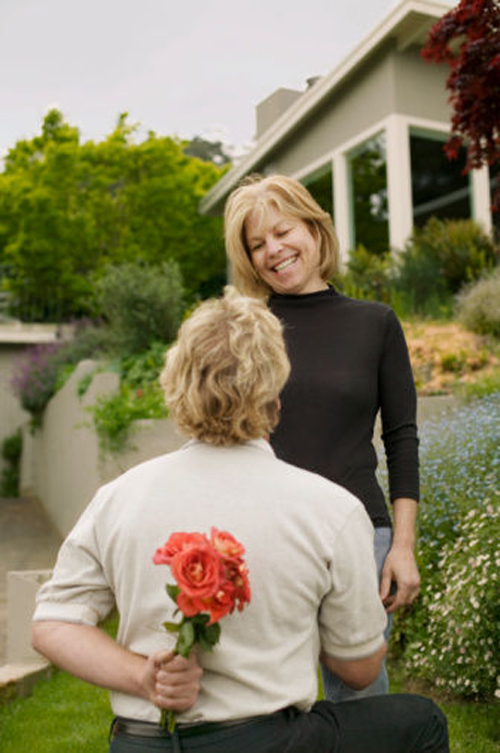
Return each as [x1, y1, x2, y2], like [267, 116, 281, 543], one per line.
[34, 439, 387, 723]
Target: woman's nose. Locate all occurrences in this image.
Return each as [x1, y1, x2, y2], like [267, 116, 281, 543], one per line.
[266, 235, 282, 255]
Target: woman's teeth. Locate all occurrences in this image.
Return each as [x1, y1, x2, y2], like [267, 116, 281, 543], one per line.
[274, 256, 297, 272]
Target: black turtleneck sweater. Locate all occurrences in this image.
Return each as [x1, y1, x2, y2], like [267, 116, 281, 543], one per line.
[268, 287, 419, 528]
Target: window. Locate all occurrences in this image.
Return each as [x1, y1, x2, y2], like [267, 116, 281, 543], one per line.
[489, 162, 500, 243]
[410, 131, 471, 227]
[347, 133, 389, 256]
[302, 163, 334, 216]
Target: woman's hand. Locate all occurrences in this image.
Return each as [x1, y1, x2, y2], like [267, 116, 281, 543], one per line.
[143, 649, 203, 712]
[379, 497, 420, 613]
[379, 545, 420, 613]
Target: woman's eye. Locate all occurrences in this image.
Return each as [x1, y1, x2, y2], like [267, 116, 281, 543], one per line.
[251, 242, 263, 252]
[277, 228, 290, 237]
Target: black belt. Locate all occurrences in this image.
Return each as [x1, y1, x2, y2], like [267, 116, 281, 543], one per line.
[111, 712, 281, 740]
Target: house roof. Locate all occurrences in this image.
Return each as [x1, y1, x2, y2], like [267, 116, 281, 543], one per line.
[200, 0, 452, 215]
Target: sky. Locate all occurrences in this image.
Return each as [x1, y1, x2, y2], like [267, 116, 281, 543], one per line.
[0, 0, 441, 160]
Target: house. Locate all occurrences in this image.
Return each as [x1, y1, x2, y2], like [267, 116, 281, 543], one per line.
[200, 0, 497, 261]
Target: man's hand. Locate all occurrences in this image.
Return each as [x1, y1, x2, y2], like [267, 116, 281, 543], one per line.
[143, 650, 203, 712]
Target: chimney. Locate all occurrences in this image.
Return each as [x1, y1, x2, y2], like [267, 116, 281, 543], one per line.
[255, 87, 302, 139]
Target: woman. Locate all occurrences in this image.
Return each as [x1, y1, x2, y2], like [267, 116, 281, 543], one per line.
[224, 174, 421, 702]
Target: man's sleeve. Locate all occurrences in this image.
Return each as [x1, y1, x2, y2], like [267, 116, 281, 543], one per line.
[319, 504, 387, 660]
[33, 490, 115, 626]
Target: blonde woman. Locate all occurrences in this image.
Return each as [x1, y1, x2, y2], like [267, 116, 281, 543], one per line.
[32, 288, 447, 752]
[225, 175, 421, 702]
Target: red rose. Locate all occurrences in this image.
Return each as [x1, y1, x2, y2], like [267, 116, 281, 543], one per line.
[211, 527, 246, 560]
[153, 532, 208, 566]
[223, 560, 251, 610]
[170, 542, 222, 599]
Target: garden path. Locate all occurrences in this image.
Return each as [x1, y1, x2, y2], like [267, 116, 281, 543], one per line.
[0, 496, 61, 665]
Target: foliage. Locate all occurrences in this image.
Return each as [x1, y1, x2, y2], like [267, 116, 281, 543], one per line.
[93, 260, 185, 355]
[9, 322, 111, 419]
[333, 245, 393, 303]
[0, 110, 227, 321]
[183, 136, 231, 165]
[387, 394, 500, 699]
[406, 502, 500, 698]
[10, 343, 64, 418]
[455, 267, 500, 337]
[1, 430, 23, 497]
[90, 379, 168, 453]
[392, 218, 497, 315]
[421, 0, 500, 209]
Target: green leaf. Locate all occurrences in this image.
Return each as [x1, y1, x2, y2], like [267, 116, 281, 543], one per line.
[166, 584, 180, 603]
[204, 622, 221, 646]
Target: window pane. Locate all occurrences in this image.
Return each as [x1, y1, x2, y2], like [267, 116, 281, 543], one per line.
[302, 164, 333, 215]
[348, 133, 388, 256]
[410, 133, 471, 227]
[490, 162, 500, 244]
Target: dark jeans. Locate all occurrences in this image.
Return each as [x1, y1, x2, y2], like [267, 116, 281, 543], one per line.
[109, 694, 449, 752]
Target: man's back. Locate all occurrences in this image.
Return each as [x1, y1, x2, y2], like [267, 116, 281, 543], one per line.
[39, 438, 386, 723]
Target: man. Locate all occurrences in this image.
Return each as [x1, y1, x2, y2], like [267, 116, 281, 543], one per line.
[32, 287, 448, 752]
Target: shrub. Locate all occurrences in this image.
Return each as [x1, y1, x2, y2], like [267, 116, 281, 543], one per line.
[406, 500, 500, 699]
[1, 431, 23, 497]
[393, 218, 497, 316]
[10, 322, 112, 419]
[10, 343, 64, 418]
[91, 382, 168, 453]
[93, 261, 185, 355]
[88, 340, 170, 452]
[455, 267, 500, 337]
[385, 394, 500, 698]
[333, 245, 393, 304]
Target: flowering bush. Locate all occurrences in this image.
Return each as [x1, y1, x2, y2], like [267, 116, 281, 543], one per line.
[406, 500, 500, 698]
[383, 394, 500, 699]
[10, 343, 64, 418]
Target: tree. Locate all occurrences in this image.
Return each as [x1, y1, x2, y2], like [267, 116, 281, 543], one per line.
[183, 136, 231, 165]
[421, 0, 500, 208]
[0, 111, 228, 321]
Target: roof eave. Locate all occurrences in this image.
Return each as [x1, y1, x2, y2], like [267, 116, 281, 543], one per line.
[200, 0, 451, 215]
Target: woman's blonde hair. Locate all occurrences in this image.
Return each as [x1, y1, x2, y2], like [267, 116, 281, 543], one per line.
[224, 173, 339, 298]
[160, 286, 290, 446]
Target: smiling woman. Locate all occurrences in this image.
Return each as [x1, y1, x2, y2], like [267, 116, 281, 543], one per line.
[224, 173, 421, 706]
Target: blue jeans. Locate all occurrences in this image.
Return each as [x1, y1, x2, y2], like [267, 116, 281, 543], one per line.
[320, 526, 393, 702]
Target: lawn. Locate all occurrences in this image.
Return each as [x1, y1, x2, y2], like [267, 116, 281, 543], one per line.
[0, 664, 498, 752]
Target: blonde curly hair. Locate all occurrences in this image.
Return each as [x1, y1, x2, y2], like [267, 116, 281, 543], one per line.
[160, 286, 290, 445]
[224, 173, 339, 298]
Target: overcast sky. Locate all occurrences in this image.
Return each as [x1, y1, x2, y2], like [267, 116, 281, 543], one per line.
[1, 0, 446, 159]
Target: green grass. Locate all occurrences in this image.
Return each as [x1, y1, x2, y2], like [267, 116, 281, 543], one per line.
[0, 663, 498, 752]
[389, 663, 500, 753]
[0, 670, 111, 752]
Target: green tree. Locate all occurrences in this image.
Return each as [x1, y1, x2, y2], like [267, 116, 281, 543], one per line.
[0, 110, 228, 321]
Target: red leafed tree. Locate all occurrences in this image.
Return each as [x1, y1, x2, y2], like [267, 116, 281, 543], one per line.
[421, 0, 500, 209]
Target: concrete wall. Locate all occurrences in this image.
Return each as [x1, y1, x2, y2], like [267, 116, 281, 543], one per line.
[20, 360, 186, 538]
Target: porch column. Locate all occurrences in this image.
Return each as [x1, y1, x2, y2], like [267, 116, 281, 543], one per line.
[333, 152, 350, 267]
[471, 165, 493, 236]
[385, 115, 413, 252]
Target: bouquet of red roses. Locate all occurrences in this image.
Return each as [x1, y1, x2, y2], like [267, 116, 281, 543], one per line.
[153, 527, 251, 731]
